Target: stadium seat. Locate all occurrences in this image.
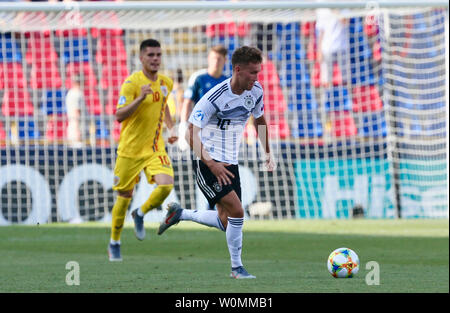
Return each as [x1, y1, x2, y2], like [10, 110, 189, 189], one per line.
[372, 39, 382, 62]
[205, 11, 250, 38]
[100, 61, 129, 89]
[41, 90, 66, 116]
[30, 60, 63, 89]
[62, 37, 90, 64]
[280, 61, 311, 87]
[324, 86, 352, 112]
[352, 85, 383, 112]
[95, 36, 127, 65]
[267, 115, 290, 139]
[0, 121, 6, 144]
[301, 21, 315, 37]
[9, 120, 40, 140]
[360, 112, 387, 137]
[257, 59, 290, 139]
[294, 115, 323, 138]
[0, 62, 26, 89]
[45, 115, 68, 141]
[288, 87, 318, 112]
[25, 36, 58, 64]
[91, 11, 123, 38]
[105, 87, 120, 115]
[364, 16, 379, 37]
[311, 62, 344, 88]
[112, 119, 121, 143]
[22, 12, 52, 39]
[0, 33, 22, 63]
[329, 111, 358, 137]
[1, 89, 34, 116]
[65, 62, 98, 89]
[84, 88, 102, 115]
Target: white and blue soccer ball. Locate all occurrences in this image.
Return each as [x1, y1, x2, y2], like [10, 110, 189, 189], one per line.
[327, 247, 360, 278]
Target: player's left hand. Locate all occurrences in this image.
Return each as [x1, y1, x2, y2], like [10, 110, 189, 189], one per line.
[167, 127, 178, 144]
[263, 152, 277, 172]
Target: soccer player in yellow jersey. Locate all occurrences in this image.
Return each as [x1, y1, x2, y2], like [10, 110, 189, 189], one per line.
[108, 39, 178, 261]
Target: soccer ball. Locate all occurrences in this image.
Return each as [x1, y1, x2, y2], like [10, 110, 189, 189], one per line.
[327, 247, 360, 278]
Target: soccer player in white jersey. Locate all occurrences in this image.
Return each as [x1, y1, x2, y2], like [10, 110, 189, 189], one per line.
[158, 46, 275, 279]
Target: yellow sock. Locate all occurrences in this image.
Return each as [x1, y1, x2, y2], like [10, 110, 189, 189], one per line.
[110, 195, 131, 242]
[141, 184, 173, 214]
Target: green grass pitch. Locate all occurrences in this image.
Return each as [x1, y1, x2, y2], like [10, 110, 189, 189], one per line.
[0, 219, 448, 293]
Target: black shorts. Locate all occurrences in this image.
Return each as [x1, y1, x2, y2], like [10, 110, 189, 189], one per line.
[193, 159, 241, 208]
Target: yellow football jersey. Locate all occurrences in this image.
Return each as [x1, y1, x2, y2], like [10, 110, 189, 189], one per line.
[116, 71, 173, 158]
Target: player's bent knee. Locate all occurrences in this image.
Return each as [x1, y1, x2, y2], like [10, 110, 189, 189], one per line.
[118, 189, 133, 198]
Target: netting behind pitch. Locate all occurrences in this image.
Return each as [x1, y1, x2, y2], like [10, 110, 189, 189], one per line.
[0, 2, 448, 224]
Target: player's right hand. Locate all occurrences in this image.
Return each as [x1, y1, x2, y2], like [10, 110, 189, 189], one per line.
[208, 161, 234, 186]
[139, 84, 153, 99]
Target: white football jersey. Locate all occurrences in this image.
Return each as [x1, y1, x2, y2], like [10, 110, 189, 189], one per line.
[188, 78, 264, 164]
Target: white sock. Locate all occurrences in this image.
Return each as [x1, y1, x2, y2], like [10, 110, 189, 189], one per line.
[110, 239, 120, 245]
[180, 209, 225, 231]
[226, 217, 244, 269]
[137, 207, 144, 217]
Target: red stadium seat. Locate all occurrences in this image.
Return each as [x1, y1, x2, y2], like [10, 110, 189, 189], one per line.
[105, 87, 120, 115]
[0, 62, 26, 89]
[364, 16, 379, 37]
[1, 88, 34, 116]
[96, 36, 127, 65]
[330, 111, 358, 137]
[45, 115, 68, 141]
[65, 62, 98, 89]
[100, 61, 129, 89]
[0, 121, 6, 144]
[352, 85, 383, 112]
[22, 12, 51, 39]
[91, 11, 123, 38]
[25, 36, 58, 64]
[30, 60, 62, 89]
[312, 62, 343, 88]
[112, 120, 121, 143]
[205, 11, 250, 37]
[84, 88, 102, 115]
[257, 59, 290, 139]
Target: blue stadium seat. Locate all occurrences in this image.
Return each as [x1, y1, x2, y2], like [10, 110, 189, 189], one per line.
[361, 113, 387, 137]
[41, 90, 66, 115]
[9, 120, 41, 140]
[288, 87, 318, 112]
[324, 86, 352, 112]
[0, 33, 22, 62]
[95, 118, 110, 139]
[292, 113, 323, 138]
[63, 37, 90, 64]
[280, 62, 311, 87]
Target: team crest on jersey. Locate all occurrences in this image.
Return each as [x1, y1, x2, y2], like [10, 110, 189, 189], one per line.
[243, 95, 254, 110]
[213, 182, 222, 192]
[118, 96, 126, 105]
[160, 85, 168, 97]
[194, 110, 205, 121]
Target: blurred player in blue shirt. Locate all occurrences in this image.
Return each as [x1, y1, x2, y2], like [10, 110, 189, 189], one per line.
[178, 45, 229, 151]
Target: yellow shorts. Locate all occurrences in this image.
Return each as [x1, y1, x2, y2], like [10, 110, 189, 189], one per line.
[113, 151, 174, 192]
